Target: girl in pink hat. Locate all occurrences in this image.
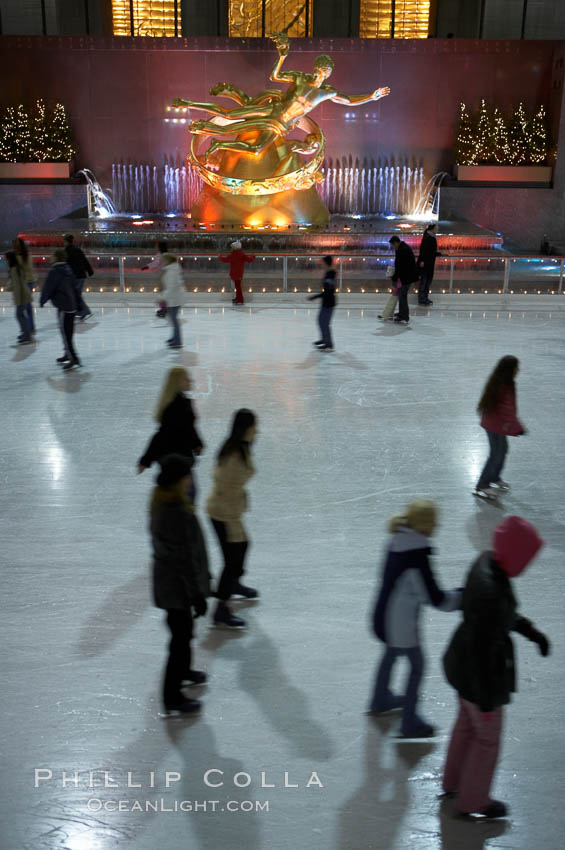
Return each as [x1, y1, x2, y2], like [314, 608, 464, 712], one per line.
[442, 515, 551, 819]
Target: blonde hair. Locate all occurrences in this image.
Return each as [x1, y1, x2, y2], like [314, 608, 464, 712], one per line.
[162, 252, 178, 266]
[388, 500, 437, 535]
[155, 367, 189, 422]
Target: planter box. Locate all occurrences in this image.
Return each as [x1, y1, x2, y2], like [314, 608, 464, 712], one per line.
[0, 162, 71, 179]
[454, 164, 552, 183]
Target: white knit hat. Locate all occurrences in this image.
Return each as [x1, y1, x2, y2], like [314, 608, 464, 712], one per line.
[231, 240, 242, 250]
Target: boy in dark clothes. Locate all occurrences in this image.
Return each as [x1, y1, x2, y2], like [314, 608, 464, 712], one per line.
[309, 255, 337, 351]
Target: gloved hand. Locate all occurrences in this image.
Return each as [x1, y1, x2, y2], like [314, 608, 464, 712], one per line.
[530, 628, 550, 656]
[193, 597, 207, 618]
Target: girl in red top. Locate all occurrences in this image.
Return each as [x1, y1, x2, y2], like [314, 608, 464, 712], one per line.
[219, 241, 255, 305]
[474, 356, 526, 501]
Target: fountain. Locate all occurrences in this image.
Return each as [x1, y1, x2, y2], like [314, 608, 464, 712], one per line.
[77, 168, 117, 218]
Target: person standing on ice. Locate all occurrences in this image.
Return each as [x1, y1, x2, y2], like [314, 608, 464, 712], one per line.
[219, 241, 255, 305]
[150, 454, 211, 715]
[309, 254, 336, 351]
[389, 235, 419, 324]
[442, 515, 550, 819]
[474, 355, 525, 501]
[369, 500, 461, 737]
[160, 254, 187, 349]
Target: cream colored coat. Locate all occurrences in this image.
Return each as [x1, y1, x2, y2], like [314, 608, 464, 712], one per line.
[206, 452, 256, 542]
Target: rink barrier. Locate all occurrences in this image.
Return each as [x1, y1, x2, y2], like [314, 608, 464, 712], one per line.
[0, 254, 564, 296]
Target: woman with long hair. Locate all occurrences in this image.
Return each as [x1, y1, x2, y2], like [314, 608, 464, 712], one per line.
[150, 454, 211, 715]
[138, 367, 204, 500]
[13, 237, 37, 335]
[369, 500, 461, 737]
[5, 250, 33, 344]
[206, 409, 258, 629]
[474, 356, 525, 501]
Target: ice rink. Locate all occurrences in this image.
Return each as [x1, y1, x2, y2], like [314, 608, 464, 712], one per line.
[1, 295, 564, 850]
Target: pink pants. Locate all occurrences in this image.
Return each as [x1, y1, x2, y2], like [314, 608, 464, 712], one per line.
[443, 697, 503, 813]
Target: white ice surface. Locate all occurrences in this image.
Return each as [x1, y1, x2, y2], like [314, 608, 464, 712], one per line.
[1, 298, 564, 850]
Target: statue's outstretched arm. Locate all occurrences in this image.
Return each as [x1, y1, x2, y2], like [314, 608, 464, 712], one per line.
[330, 86, 390, 106]
[171, 97, 229, 116]
[269, 32, 294, 82]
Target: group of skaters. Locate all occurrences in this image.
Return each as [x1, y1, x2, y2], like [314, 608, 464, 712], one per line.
[139, 347, 550, 821]
[5, 233, 93, 368]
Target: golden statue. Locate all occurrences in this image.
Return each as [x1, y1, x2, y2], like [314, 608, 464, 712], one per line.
[172, 33, 389, 226]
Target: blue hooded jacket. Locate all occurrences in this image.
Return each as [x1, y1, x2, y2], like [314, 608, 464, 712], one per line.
[40, 262, 77, 312]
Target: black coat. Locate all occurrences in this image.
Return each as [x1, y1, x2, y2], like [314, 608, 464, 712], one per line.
[65, 244, 94, 280]
[392, 241, 420, 286]
[40, 263, 77, 312]
[443, 552, 534, 711]
[309, 269, 337, 308]
[150, 494, 211, 610]
[417, 231, 441, 273]
[139, 394, 204, 468]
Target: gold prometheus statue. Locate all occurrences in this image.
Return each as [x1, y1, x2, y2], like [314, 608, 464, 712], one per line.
[172, 33, 390, 198]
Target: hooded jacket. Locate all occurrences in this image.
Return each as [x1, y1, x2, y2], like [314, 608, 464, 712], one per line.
[219, 248, 255, 280]
[160, 261, 185, 307]
[40, 262, 77, 312]
[150, 490, 211, 610]
[443, 518, 544, 711]
[372, 527, 461, 648]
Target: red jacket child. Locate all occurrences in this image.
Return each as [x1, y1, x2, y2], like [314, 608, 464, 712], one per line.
[480, 387, 524, 436]
[219, 241, 255, 304]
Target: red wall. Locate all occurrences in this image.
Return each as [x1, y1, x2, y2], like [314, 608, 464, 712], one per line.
[0, 35, 559, 185]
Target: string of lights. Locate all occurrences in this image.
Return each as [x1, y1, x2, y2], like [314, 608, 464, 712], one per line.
[455, 101, 548, 166]
[0, 101, 75, 163]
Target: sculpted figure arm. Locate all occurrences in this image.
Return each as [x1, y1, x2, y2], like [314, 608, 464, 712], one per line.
[329, 86, 390, 106]
[269, 33, 295, 83]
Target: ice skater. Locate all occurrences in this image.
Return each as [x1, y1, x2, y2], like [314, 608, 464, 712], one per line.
[474, 355, 525, 501]
[388, 236, 419, 324]
[63, 233, 94, 320]
[160, 254, 186, 349]
[206, 409, 258, 629]
[369, 500, 461, 737]
[219, 241, 255, 305]
[138, 366, 205, 502]
[39, 248, 81, 370]
[12, 237, 37, 336]
[309, 255, 336, 350]
[417, 223, 441, 306]
[5, 250, 33, 344]
[150, 454, 211, 715]
[442, 515, 550, 818]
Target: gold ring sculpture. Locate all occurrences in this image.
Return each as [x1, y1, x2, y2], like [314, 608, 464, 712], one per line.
[172, 32, 389, 226]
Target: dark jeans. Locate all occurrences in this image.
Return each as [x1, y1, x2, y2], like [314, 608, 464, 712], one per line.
[74, 279, 90, 318]
[25, 283, 35, 332]
[210, 518, 248, 601]
[369, 645, 425, 734]
[169, 305, 181, 345]
[16, 305, 31, 340]
[477, 431, 508, 489]
[397, 284, 410, 320]
[163, 608, 194, 707]
[318, 306, 334, 347]
[418, 269, 433, 302]
[58, 310, 79, 363]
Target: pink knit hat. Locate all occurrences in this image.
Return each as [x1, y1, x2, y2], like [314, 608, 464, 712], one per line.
[493, 515, 544, 577]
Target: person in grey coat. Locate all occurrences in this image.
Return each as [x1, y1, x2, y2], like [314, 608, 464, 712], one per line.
[150, 454, 211, 714]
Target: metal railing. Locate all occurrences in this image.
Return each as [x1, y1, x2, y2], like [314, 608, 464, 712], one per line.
[1, 253, 564, 295]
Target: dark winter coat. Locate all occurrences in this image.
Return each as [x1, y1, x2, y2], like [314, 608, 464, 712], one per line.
[372, 527, 461, 648]
[150, 491, 211, 610]
[392, 241, 420, 286]
[139, 394, 204, 469]
[309, 269, 337, 308]
[417, 231, 441, 273]
[443, 552, 535, 711]
[40, 262, 77, 312]
[65, 244, 94, 280]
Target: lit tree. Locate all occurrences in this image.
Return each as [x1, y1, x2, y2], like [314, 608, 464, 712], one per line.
[528, 106, 547, 164]
[48, 102, 76, 162]
[506, 103, 529, 165]
[455, 102, 476, 165]
[492, 107, 510, 164]
[474, 99, 494, 163]
[31, 99, 50, 162]
[0, 106, 19, 162]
